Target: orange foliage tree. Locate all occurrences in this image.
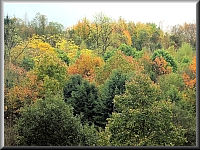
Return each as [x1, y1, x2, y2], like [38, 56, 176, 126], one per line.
[68, 52, 104, 82]
[152, 56, 172, 75]
[183, 56, 196, 88]
[5, 71, 43, 119]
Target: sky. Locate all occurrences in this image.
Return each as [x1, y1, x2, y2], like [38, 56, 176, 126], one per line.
[3, 1, 197, 31]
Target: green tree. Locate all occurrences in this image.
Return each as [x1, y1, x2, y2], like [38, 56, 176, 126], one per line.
[34, 51, 68, 84]
[63, 75, 99, 125]
[54, 48, 70, 65]
[107, 101, 186, 146]
[80, 123, 99, 146]
[172, 99, 196, 146]
[97, 69, 131, 127]
[114, 73, 161, 111]
[45, 21, 64, 35]
[31, 12, 48, 35]
[92, 13, 113, 54]
[103, 49, 116, 61]
[4, 15, 22, 61]
[15, 96, 83, 146]
[105, 73, 186, 146]
[20, 56, 34, 71]
[33, 51, 68, 97]
[118, 43, 143, 58]
[95, 50, 142, 85]
[158, 73, 185, 102]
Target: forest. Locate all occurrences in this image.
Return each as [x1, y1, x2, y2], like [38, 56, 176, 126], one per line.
[4, 12, 196, 146]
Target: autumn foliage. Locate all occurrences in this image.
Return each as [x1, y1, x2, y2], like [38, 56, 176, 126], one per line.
[4, 14, 196, 146]
[68, 52, 104, 82]
[153, 56, 172, 75]
[183, 56, 196, 88]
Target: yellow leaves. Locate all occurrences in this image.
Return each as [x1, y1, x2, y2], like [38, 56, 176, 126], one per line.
[135, 22, 150, 35]
[56, 39, 67, 50]
[56, 40, 80, 62]
[38, 42, 53, 51]
[123, 30, 132, 46]
[27, 35, 54, 53]
[80, 49, 93, 55]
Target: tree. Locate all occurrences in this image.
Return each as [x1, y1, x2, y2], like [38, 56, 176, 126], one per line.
[105, 73, 186, 146]
[131, 23, 151, 51]
[152, 49, 177, 72]
[158, 73, 185, 102]
[97, 69, 131, 127]
[95, 51, 142, 85]
[45, 21, 64, 35]
[31, 12, 48, 35]
[54, 48, 70, 65]
[63, 75, 99, 125]
[103, 49, 117, 61]
[4, 15, 21, 61]
[71, 17, 92, 48]
[138, 53, 157, 82]
[182, 56, 196, 89]
[92, 13, 113, 54]
[5, 71, 43, 121]
[33, 51, 68, 83]
[80, 123, 99, 146]
[118, 44, 143, 58]
[68, 51, 104, 82]
[107, 101, 186, 146]
[114, 73, 161, 111]
[172, 99, 196, 146]
[170, 23, 196, 49]
[111, 18, 132, 48]
[15, 96, 83, 146]
[174, 43, 195, 73]
[148, 23, 162, 51]
[33, 51, 68, 97]
[152, 56, 172, 76]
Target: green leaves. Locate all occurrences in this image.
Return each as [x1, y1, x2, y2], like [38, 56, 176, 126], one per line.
[63, 75, 99, 125]
[114, 73, 161, 111]
[97, 69, 130, 127]
[15, 97, 82, 146]
[103, 72, 186, 146]
[107, 100, 186, 146]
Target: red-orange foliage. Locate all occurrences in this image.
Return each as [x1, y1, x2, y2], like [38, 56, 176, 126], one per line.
[153, 57, 172, 75]
[183, 56, 196, 88]
[5, 72, 43, 115]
